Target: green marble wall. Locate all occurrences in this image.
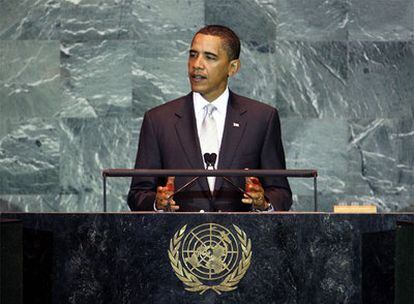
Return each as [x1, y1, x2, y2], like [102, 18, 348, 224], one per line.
[0, 0, 413, 212]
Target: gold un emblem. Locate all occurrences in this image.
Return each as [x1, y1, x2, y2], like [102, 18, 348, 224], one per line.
[168, 223, 252, 294]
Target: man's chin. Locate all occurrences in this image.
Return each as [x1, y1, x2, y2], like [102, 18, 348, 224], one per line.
[190, 86, 205, 95]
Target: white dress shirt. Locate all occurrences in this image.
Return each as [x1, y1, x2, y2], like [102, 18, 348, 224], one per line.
[193, 87, 229, 169]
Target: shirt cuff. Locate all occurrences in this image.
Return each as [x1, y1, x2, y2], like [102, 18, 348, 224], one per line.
[252, 198, 274, 212]
[153, 199, 164, 212]
[253, 204, 274, 212]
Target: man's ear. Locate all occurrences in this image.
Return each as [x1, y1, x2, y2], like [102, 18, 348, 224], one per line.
[228, 59, 240, 77]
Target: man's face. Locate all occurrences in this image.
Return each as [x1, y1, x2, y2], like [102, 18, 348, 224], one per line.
[188, 34, 239, 102]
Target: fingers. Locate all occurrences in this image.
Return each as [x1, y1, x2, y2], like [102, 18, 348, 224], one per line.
[156, 177, 179, 211]
[241, 191, 262, 204]
[243, 177, 266, 208]
[242, 192, 267, 210]
[166, 176, 175, 191]
[246, 183, 262, 192]
[246, 176, 260, 185]
[245, 176, 263, 192]
[156, 186, 179, 211]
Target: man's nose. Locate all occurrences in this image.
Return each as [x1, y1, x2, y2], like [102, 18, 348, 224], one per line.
[193, 55, 205, 69]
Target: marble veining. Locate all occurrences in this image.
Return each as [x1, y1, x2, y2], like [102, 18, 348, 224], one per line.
[349, 0, 414, 41]
[0, 0, 60, 40]
[0, 0, 413, 212]
[0, 40, 61, 119]
[0, 118, 60, 195]
[275, 0, 350, 41]
[60, 40, 133, 117]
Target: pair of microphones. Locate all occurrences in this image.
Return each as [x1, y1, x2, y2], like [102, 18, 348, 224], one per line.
[203, 153, 217, 169]
[202, 153, 255, 201]
[165, 152, 254, 209]
[167, 153, 218, 199]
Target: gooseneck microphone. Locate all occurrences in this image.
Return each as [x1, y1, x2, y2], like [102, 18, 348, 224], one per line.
[166, 153, 254, 206]
[203, 153, 217, 169]
[166, 153, 216, 201]
[166, 176, 199, 200]
[203, 153, 253, 199]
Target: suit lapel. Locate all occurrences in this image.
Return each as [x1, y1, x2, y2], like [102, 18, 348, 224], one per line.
[215, 92, 247, 191]
[174, 93, 212, 196]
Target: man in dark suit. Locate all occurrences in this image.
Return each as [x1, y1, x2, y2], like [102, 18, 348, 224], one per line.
[128, 25, 292, 212]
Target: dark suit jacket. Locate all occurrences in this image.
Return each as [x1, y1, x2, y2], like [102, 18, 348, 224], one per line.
[127, 91, 292, 212]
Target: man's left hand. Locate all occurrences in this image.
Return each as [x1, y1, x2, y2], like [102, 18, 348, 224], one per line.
[242, 177, 271, 210]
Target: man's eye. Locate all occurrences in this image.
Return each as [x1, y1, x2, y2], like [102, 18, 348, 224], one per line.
[206, 55, 216, 60]
[189, 52, 197, 58]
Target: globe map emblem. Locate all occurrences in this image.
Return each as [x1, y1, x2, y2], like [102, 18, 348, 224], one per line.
[181, 223, 240, 281]
[168, 222, 252, 294]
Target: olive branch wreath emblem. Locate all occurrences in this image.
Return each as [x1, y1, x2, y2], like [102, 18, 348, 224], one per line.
[168, 224, 252, 295]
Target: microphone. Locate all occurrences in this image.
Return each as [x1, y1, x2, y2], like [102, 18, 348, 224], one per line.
[166, 175, 199, 200]
[203, 153, 217, 169]
[167, 153, 217, 201]
[203, 153, 253, 200]
[166, 153, 253, 205]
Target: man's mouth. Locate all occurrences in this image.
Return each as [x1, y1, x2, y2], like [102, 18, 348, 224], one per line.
[191, 74, 207, 81]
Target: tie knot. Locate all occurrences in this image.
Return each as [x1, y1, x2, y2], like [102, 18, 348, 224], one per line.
[204, 104, 216, 117]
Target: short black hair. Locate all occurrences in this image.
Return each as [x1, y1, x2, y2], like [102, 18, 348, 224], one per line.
[194, 25, 241, 61]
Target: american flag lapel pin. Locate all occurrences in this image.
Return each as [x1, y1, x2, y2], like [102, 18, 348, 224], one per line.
[233, 122, 240, 127]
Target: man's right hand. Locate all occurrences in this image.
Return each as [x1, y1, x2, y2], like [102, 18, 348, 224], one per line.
[155, 176, 179, 211]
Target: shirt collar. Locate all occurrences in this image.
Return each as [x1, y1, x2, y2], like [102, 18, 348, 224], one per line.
[193, 87, 229, 115]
